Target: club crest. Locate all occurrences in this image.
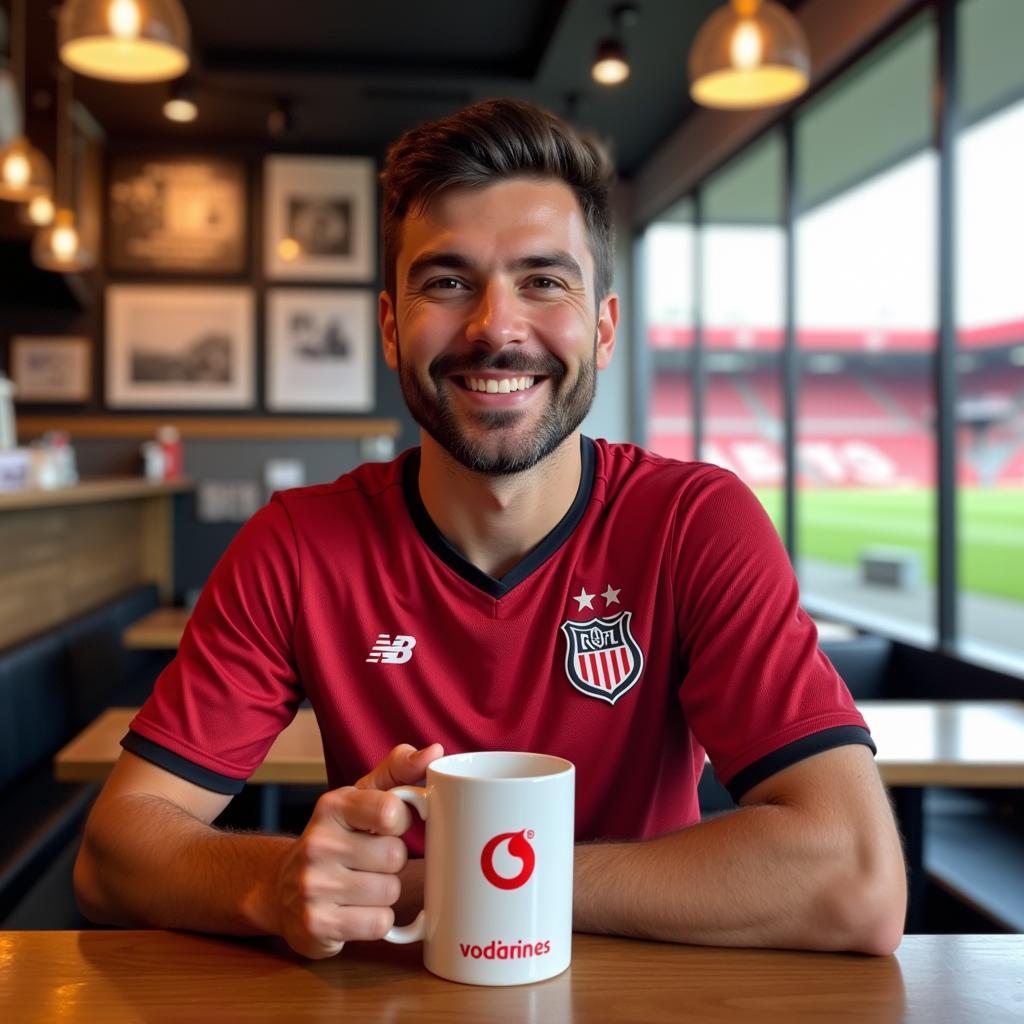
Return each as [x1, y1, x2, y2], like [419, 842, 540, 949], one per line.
[560, 610, 643, 705]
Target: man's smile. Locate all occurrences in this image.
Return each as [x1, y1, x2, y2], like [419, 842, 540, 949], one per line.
[461, 375, 537, 394]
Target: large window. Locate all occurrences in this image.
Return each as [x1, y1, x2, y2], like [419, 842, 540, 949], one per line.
[700, 132, 785, 532]
[644, 199, 695, 462]
[794, 18, 938, 642]
[955, 0, 1024, 665]
[638, 0, 1024, 676]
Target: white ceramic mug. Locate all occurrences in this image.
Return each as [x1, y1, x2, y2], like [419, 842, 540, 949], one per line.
[384, 750, 575, 986]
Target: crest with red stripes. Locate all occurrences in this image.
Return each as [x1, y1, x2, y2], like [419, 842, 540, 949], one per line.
[560, 610, 643, 705]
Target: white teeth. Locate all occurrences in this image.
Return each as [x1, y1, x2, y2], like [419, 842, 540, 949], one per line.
[464, 376, 536, 393]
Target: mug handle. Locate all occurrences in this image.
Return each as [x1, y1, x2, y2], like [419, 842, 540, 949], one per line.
[382, 785, 429, 944]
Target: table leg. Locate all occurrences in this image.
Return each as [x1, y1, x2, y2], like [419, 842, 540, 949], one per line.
[890, 786, 924, 933]
[259, 784, 281, 832]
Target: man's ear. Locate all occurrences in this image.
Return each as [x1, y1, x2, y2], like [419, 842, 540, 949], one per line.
[379, 291, 399, 370]
[596, 293, 619, 370]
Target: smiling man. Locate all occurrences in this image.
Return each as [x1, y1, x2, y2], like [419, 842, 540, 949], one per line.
[76, 100, 907, 959]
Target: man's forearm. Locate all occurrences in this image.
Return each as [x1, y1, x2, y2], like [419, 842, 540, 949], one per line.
[76, 792, 290, 935]
[573, 801, 904, 955]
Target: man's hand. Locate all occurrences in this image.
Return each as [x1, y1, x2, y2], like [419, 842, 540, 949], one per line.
[271, 743, 442, 959]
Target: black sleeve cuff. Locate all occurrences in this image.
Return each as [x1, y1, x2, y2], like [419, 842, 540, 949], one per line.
[122, 730, 247, 795]
[725, 725, 877, 803]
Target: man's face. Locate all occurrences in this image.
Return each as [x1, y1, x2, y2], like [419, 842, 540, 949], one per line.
[380, 178, 617, 475]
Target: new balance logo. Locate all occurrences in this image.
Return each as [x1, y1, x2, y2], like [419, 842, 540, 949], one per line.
[366, 633, 417, 664]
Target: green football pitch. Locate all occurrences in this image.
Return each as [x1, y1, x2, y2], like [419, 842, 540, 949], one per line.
[752, 487, 1024, 603]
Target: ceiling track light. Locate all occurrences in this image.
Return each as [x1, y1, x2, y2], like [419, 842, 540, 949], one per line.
[32, 68, 94, 272]
[592, 3, 639, 87]
[689, 0, 810, 110]
[0, 0, 54, 203]
[267, 97, 294, 139]
[58, 0, 191, 83]
[163, 76, 197, 122]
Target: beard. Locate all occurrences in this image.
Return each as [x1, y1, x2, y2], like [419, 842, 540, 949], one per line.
[397, 337, 597, 476]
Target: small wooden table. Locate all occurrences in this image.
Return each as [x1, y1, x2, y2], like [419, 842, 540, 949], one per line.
[55, 707, 325, 786]
[121, 607, 191, 649]
[0, 930, 1021, 1023]
[55, 701, 1024, 789]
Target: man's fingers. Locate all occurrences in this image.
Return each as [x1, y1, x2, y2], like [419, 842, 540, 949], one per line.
[285, 905, 395, 959]
[315, 786, 413, 837]
[356, 742, 445, 792]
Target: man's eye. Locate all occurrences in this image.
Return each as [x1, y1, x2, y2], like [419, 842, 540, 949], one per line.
[529, 276, 562, 290]
[426, 277, 464, 290]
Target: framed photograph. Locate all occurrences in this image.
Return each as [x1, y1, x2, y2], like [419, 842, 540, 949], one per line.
[108, 156, 248, 274]
[263, 156, 375, 282]
[265, 288, 375, 411]
[9, 336, 92, 403]
[106, 285, 255, 409]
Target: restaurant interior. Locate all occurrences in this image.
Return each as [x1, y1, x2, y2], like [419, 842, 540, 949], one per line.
[0, 0, 1022, 1014]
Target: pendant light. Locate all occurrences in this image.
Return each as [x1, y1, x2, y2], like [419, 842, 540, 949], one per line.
[32, 69, 94, 272]
[0, 0, 54, 202]
[689, 0, 810, 110]
[58, 0, 190, 83]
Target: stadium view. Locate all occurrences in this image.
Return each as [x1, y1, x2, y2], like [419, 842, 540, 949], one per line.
[642, 61, 1023, 669]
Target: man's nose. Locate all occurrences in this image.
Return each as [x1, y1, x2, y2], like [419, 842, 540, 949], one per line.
[465, 281, 526, 349]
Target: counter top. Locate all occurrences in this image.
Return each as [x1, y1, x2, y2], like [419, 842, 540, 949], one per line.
[0, 477, 193, 511]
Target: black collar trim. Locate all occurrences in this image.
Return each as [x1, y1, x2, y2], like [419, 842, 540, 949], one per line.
[402, 437, 595, 599]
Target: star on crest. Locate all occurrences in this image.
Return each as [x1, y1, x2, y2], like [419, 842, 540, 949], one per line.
[573, 587, 595, 611]
[601, 585, 621, 606]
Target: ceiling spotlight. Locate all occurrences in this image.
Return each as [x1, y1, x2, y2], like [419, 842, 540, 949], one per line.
[58, 0, 191, 83]
[267, 98, 294, 138]
[592, 4, 638, 87]
[163, 77, 197, 122]
[689, 0, 810, 110]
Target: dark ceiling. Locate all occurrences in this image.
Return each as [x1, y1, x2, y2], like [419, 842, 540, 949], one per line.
[14, 0, 780, 177]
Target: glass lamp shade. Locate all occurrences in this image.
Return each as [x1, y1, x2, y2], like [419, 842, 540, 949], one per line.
[32, 207, 95, 271]
[58, 0, 191, 83]
[689, 0, 810, 110]
[0, 135, 53, 201]
[592, 38, 630, 85]
[22, 192, 56, 226]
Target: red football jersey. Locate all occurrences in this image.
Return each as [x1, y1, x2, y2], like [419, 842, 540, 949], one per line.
[127, 438, 872, 852]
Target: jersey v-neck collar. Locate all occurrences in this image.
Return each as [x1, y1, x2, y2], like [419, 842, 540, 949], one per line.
[402, 436, 596, 599]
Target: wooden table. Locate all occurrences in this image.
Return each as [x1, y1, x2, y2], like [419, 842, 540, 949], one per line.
[55, 701, 1024, 789]
[54, 701, 1024, 927]
[55, 707, 325, 785]
[0, 930, 1020, 1023]
[121, 607, 191, 650]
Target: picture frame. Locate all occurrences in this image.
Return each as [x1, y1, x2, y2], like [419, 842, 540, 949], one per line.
[105, 285, 255, 409]
[265, 288, 375, 411]
[108, 155, 248, 275]
[263, 156, 375, 282]
[9, 336, 92, 403]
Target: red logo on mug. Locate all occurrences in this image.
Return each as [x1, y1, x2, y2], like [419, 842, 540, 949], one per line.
[480, 829, 536, 890]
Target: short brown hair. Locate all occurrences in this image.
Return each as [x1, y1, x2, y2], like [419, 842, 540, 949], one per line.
[380, 99, 616, 301]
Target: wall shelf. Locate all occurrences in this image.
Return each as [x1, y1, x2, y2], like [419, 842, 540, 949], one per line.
[16, 416, 402, 441]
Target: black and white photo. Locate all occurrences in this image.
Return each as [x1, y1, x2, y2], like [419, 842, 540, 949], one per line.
[265, 288, 374, 411]
[264, 156, 375, 281]
[106, 286, 255, 408]
[10, 336, 92, 403]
